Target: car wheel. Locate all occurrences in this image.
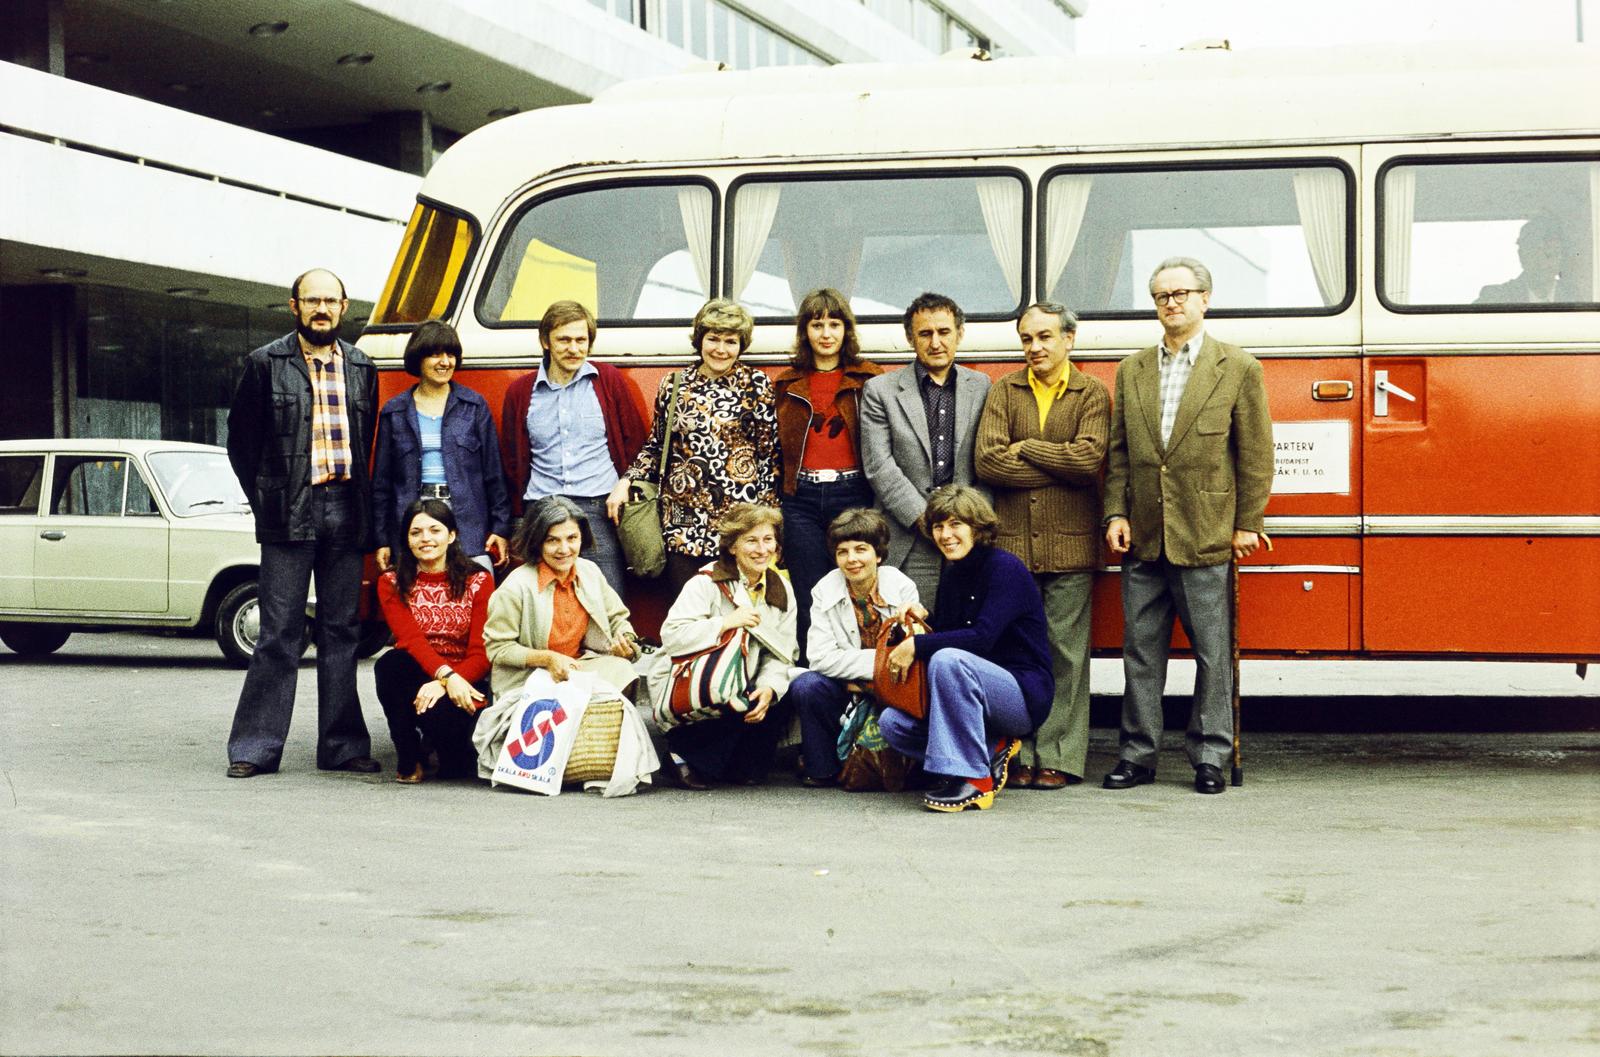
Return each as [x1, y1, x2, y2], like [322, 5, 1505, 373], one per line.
[356, 620, 392, 659]
[0, 622, 72, 657]
[216, 582, 262, 668]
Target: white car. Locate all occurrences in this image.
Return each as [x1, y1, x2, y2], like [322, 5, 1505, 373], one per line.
[0, 439, 385, 666]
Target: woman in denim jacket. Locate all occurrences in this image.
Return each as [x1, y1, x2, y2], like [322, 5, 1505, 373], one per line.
[372, 320, 513, 573]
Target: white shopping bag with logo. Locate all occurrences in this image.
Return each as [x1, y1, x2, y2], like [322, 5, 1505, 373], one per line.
[490, 670, 591, 796]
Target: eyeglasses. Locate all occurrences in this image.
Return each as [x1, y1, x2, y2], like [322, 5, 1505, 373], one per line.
[295, 296, 345, 309]
[1152, 290, 1198, 307]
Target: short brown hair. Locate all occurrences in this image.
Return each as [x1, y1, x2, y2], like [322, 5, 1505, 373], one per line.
[402, 319, 463, 376]
[826, 507, 890, 561]
[539, 300, 596, 350]
[716, 503, 783, 562]
[692, 298, 755, 355]
[918, 485, 998, 546]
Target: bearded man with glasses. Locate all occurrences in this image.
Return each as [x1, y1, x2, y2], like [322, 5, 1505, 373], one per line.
[223, 268, 381, 779]
[1101, 256, 1273, 795]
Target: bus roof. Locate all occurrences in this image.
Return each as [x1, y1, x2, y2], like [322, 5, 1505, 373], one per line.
[424, 41, 1600, 219]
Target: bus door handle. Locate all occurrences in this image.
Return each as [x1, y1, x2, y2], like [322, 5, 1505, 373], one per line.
[1373, 371, 1417, 417]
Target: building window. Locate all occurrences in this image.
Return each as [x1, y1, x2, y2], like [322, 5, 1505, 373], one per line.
[639, 0, 825, 67]
[74, 287, 304, 445]
[729, 171, 1026, 320]
[1040, 163, 1353, 316]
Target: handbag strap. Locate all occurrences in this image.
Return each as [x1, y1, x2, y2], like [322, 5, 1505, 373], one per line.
[669, 576, 746, 665]
[655, 369, 684, 482]
[876, 610, 927, 646]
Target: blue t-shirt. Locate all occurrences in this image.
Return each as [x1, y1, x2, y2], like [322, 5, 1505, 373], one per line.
[416, 409, 445, 485]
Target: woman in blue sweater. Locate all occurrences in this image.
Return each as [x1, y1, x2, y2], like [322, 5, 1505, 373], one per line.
[880, 485, 1054, 812]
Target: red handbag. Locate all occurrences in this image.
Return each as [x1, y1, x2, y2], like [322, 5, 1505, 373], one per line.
[871, 614, 929, 720]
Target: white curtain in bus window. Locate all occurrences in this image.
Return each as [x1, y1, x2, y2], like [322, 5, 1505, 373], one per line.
[1043, 175, 1093, 296]
[1382, 157, 1600, 307]
[1042, 165, 1348, 314]
[730, 173, 1024, 318]
[480, 183, 714, 325]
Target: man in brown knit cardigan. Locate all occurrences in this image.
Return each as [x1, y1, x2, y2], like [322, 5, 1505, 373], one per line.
[975, 302, 1110, 787]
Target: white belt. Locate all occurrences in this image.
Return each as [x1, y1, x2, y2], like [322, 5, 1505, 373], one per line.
[796, 469, 863, 484]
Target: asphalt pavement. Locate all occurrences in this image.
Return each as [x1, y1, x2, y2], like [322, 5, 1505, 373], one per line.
[2, 633, 1597, 1056]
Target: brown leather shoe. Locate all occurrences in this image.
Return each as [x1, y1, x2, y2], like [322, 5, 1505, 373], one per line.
[395, 763, 424, 785]
[1033, 768, 1082, 789]
[1010, 764, 1037, 789]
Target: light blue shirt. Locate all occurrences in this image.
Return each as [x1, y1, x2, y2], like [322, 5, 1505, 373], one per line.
[525, 360, 617, 500]
[415, 409, 446, 484]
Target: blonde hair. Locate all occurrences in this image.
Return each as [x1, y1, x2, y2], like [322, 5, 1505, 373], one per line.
[691, 298, 755, 354]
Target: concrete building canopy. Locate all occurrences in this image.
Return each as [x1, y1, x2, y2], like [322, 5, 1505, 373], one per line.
[3, 0, 1084, 444]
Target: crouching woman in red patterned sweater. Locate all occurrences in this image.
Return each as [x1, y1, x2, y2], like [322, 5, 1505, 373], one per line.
[375, 498, 495, 783]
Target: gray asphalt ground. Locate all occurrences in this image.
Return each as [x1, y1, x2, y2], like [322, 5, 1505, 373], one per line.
[2, 633, 1597, 1057]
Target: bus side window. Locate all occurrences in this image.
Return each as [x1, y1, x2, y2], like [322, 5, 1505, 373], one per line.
[480, 183, 715, 326]
[1041, 163, 1352, 316]
[728, 171, 1025, 321]
[1380, 156, 1600, 309]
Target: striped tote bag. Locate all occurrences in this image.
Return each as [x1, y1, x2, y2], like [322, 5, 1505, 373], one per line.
[657, 626, 755, 729]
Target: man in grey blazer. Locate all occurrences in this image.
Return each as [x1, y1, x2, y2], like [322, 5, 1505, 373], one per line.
[860, 292, 991, 605]
[1102, 257, 1273, 795]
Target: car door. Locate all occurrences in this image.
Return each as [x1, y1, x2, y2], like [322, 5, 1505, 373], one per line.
[33, 453, 169, 614]
[0, 452, 46, 609]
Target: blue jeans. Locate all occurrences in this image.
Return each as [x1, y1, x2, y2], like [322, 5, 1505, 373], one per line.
[228, 482, 371, 770]
[789, 670, 854, 781]
[879, 649, 1031, 780]
[781, 475, 874, 663]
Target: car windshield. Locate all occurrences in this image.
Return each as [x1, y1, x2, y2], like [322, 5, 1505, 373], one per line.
[146, 451, 250, 517]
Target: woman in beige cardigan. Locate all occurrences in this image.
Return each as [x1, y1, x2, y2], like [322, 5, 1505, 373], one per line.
[483, 496, 639, 699]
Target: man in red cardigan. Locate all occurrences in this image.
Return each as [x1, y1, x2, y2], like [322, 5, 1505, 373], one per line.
[499, 301, 648, 593]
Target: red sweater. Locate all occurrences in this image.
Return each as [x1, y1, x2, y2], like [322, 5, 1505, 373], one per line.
[378, 569, 494, 683]
[498, 361, 649, 516]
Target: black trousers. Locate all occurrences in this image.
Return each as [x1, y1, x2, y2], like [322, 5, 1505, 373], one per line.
[373, 649, 481, 776]
[665, 697, 794, 783]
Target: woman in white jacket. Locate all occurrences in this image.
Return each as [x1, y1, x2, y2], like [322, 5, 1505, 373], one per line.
[787, 508, 919, 787]
[636, 503, 797, 789]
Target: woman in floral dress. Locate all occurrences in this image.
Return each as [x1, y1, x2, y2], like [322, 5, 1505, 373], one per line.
[609, 298, 780, 595]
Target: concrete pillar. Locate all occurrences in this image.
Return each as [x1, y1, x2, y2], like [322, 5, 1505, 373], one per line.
[0, 0, 65, 76]
[372, 110, 435, 176]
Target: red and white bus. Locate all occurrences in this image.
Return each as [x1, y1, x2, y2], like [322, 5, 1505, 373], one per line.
[358, 41, 1600, 665]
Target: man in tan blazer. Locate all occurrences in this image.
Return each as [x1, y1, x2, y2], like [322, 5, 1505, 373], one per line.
[975, 302, 1108, 788]
[1102, 257, 1273, 795]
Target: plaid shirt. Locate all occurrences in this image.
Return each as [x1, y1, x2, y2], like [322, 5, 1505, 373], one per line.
[303, 345, 353, 484]
[1157, 331, 1202, 449]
